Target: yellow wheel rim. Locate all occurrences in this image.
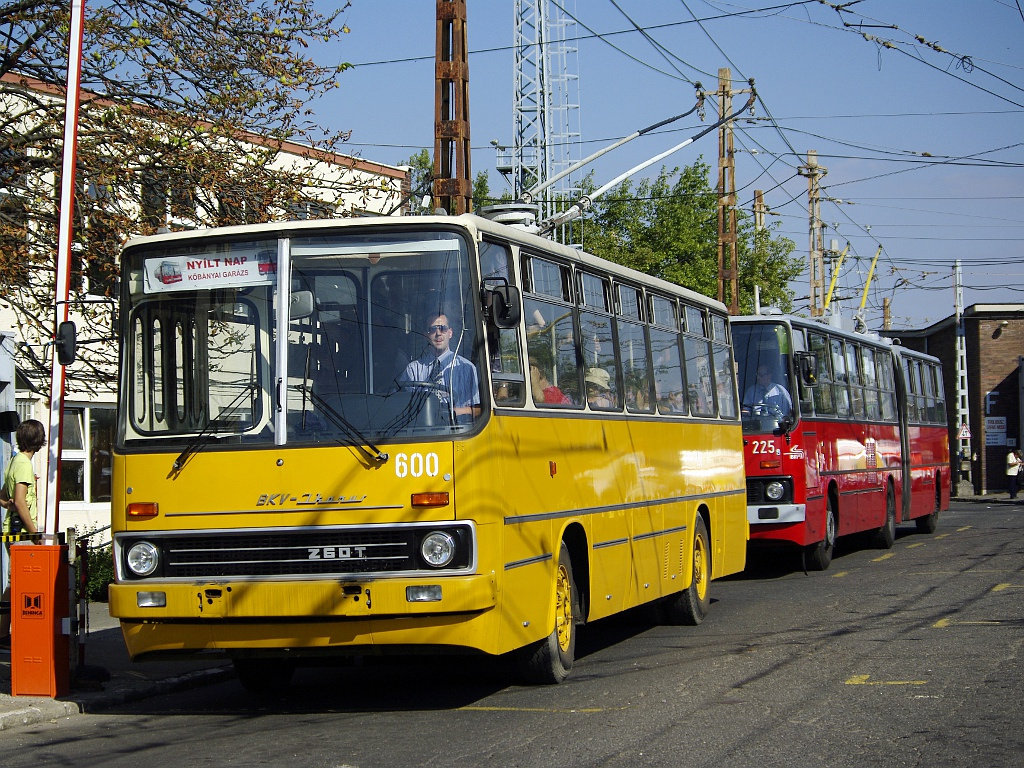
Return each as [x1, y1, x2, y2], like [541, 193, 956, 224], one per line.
[693, 530, 709, 602]
[555, 562, 573, 653]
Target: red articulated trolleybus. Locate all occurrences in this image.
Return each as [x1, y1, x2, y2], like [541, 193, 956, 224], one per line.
[732, 312, 950, 570]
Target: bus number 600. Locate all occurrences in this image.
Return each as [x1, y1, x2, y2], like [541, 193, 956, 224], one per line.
[395, 452, 440, 478]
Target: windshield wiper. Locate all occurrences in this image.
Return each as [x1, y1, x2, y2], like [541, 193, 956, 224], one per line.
[170, 383, 257, 476]
[300, 385, 389, 464]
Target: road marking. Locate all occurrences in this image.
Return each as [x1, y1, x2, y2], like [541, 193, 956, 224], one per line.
[935, 534, 951, 539]
[957, 526, 972, 532]
[459, 706, 612, 713]
[991, 583, 1023, 592]
[845, 674, 926, 686]
[832, 571, 849, 578]
[906, 542, 925, 549]
[933, 616, 1006, 628]
[872, 553, 895, 562]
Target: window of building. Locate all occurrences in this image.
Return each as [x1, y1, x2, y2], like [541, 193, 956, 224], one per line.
[59, 405, 116, 503]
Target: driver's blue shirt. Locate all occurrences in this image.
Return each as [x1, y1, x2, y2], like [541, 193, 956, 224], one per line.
[399, 348, 480, 409]
[742, 381, 793, 414]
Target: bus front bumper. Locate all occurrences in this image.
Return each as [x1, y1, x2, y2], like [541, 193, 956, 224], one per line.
[747, 503, 805, 525]
[108, 573, 499, 658]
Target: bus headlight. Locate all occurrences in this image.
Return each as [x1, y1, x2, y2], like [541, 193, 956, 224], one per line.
[126, 541, 160, 577]
[765, 481, 786, 502]
[420, 531, 456, 568]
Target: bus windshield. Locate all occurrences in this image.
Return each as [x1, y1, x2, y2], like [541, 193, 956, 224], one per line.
[119, 228, 483, 450]
[733, 321, 796, 433]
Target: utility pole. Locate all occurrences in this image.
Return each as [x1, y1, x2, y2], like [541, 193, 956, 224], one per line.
[798, 150, 827, 316]
[954, 259, 972, 491]
[433, 0, 472, 214]
[753, 189, 765, 231]
[715, 68, 751, 315]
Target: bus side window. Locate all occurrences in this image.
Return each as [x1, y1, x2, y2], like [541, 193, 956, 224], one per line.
[846, 342, 865, 419]
[808, 333, 833, 415]
[861, 346, 881, 421]
[683, 305, 714, 418]
[831, 338, 851, 417]
[931, 364, 947, 422]
[904, 358, 919, 422]
[525, 297, 580, 407]
[878, 352, 897, 421]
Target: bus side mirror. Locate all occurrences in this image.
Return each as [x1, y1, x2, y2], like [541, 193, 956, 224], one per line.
[482, 282, 521, 329]
[56, 321, 77, 365]
[798, 352, 818, 387]
[289, 290, 314, 320]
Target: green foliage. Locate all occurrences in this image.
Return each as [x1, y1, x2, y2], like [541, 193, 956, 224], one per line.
[83, 543, 115, 603]
[574, 161, 801, 312]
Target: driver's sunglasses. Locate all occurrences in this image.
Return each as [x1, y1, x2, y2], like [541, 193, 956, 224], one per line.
[427, 324, 449, 333]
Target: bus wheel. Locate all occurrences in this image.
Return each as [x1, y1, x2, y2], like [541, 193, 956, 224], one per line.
[232, 658, 296, 695]
[519, 542, 578, 684]
[661, 515, 711, 626]
[806, 499, 837, 571]
[873, 486, 896, 549]
[916, 485, 940, 534]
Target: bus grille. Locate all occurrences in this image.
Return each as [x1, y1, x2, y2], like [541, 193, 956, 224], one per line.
[116, 524, 473, 580]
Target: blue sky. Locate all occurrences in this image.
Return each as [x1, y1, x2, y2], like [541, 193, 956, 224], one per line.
[309, 1, 1023, 331]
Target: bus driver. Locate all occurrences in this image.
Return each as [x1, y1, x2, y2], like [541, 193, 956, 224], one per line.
[399, 310, 481, 423]
[742, 365, 793, 417]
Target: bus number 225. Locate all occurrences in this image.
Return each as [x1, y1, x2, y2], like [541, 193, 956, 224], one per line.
[394, 452, 440, 478]
[751, 440, 780, 456]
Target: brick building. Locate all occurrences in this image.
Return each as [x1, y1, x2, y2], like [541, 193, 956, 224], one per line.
[885, 303, 1024, 496]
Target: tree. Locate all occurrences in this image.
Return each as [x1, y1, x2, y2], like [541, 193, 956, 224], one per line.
[573, 160, 801, 313]
[0, 0, 361, 396]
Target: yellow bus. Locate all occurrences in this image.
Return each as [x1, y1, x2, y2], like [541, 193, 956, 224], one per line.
[108, 213, 748, 690]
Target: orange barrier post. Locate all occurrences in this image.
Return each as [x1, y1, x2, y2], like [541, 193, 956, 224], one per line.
[10, 543, 70, 697]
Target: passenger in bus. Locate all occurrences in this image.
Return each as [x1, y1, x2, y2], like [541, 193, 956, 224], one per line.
[585, 367, 616, 409]
[399, 310, 481, 423]
[742, 365, 793, 417]
[530, 358, 573, 405]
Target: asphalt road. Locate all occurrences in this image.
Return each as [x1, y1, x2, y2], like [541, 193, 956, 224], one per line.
[0, 499, 1021, 767]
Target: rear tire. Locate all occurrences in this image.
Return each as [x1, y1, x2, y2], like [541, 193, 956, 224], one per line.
[661, 515, 711, 626]
[806, 497, 837, 571]
[916, 484, 941, 534]
[873, 485, 896, 549]
[519, 542, 578, 684]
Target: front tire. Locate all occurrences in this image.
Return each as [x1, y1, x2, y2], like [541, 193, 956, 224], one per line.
[806, 496, 837, 571]
[519, 542, 578, 684]
[661, 515, 711, 625]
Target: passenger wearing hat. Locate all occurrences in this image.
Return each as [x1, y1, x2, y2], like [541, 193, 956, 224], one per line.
[586, 367, 616, 409]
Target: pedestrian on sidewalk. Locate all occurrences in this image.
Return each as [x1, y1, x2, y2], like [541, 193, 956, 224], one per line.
[0, 419, 45, 644]
[1006, 448, 1022, 500]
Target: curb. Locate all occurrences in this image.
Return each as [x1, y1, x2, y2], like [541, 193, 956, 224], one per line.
[0, 665, 234, 731]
